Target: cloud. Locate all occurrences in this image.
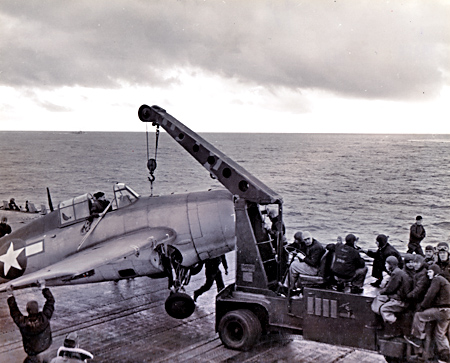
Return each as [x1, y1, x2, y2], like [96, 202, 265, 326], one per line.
[0, 0, 448, 103]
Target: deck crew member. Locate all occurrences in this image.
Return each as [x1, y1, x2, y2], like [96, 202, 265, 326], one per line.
[265, 208, 286, 249]
[331, 234, 368, 294]
[7, 286, 55, 361]
[193, 255, 228, 302]
[8, 198, 20, 211]
[50, 332, 93, 362]
[424, 245, 436, 267]
[436, 242, 450, 282]
[289, 231, 324, 290]
[405, 264, 450, 363]
[371, 256, 412, 324]
[0, 216, 12, 238]
[406, 254, 430, 311]
[366, 234, 403, 288]
[408, 215, 426, 256]
[403, 253, 416, 280]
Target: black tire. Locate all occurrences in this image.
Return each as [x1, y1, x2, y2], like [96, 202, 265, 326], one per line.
[218, 309, 262, 351]
[164, 292, 196, 319]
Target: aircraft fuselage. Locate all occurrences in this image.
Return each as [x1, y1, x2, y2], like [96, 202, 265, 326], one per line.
[0, 188, 236, 287]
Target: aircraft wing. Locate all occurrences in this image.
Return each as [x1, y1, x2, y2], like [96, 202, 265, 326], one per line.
[0, 227, 176, 292]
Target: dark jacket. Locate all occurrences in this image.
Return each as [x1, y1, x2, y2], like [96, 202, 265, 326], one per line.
[406, 264, 430, 305]
[331, 243, 365, 279]
[380, 267, 412, 301]
[0, 222, 12, 238]
[301, 239, 325, 268]
[8, 288, 55, 356]
[420, 274, 450, 310]
[90, 199, 110, 214]
[367, 242, 403, 280]
[409, 223, 426, 244]
[436, 258, 450, 282]
[404, 267, 416, 281]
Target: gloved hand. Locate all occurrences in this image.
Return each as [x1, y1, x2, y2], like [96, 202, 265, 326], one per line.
[6, 286, 14, 298]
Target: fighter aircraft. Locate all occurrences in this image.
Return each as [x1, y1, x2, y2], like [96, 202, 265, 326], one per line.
[0, 182, 236, 318]
[0, 104, 282, 320]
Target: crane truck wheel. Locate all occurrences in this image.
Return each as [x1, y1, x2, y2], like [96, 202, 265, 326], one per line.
[218, 309, 262, 351]
[164, 292, 196, 319]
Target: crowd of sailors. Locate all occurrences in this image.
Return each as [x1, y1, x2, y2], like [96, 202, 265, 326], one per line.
[277, 214, 450, 362]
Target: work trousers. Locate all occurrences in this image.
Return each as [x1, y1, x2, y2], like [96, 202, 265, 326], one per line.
[289, 260, 319, 289]
[335, 266, 368, 288]
[194, 270, 225, 298]
[371, 294, 407, 324]
[407, 242, 425, 257]
[412, 307, 450, 354]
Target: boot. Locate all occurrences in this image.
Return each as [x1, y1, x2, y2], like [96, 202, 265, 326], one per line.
[336, 282, 345, 292]
[350, 286, 364, 294]
[438, 350, 450, 363]
[370, 279, 382, 288]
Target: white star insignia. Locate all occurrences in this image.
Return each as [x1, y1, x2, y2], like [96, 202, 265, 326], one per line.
[0, 242, 24, 276]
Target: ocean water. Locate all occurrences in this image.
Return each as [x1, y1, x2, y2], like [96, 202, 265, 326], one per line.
[1, 131, 449, 252]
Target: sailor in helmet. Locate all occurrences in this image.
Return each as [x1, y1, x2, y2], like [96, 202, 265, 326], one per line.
[50, 331, 93, 363]
[90, 192, 110, 215]
[436, 242, 450, 282]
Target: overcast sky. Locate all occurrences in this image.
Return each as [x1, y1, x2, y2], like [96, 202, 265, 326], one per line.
[0, 0, 449, 133]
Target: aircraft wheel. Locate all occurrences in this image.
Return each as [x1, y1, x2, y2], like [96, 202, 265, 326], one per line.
[218, 309, 262, 351]
[164, 292, 196, 319]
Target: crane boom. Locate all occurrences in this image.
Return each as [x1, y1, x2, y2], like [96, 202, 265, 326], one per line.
[138, 104, 282, 206]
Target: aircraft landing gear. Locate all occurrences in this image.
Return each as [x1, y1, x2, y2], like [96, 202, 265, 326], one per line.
[153, 244, 205, 319]
[165, 291, 196, 319]
[163, 258, 203, 319]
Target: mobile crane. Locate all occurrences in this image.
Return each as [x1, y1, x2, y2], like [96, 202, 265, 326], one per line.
[139, 105, 420, 363]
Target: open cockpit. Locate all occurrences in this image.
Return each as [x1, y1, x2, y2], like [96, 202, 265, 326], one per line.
[58, 183, 140, 227]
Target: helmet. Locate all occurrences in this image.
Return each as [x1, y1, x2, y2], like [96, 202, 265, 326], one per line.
[345, 234, 357, 246]
[386, 256, 399, 267]
[376, 234, 388, 247]
[64, 332, 79, 348]
[293, 231, 303, 241]
[428, 264, 441, 276]
[404, 253, 414, 263]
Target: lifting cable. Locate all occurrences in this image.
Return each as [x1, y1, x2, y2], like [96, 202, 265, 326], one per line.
[146, 123, 160, 196]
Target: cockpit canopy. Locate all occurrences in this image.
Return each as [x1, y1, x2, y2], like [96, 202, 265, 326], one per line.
[58, 183, 140, 227]
[112, 183, 139, 209]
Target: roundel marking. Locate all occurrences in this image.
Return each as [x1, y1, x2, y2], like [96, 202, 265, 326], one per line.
[0, 240, 27, 279]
